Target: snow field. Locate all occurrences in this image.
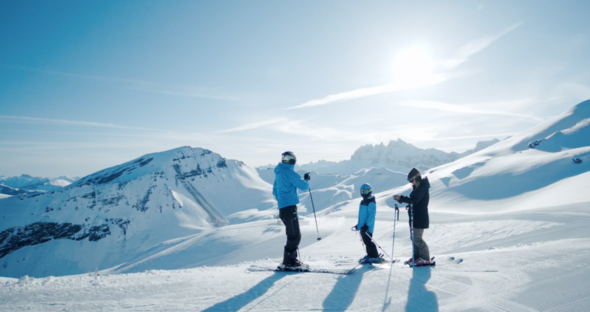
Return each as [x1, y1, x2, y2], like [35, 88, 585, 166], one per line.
[3, 204, 590, 311]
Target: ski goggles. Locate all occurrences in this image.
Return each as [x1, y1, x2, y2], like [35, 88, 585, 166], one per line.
[407, 176, 416, 183]
[360, 188, 372, 195]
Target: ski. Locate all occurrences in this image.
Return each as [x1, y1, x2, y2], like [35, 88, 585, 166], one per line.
[248, 265, 357, 275]
[404, 256, 436, 267]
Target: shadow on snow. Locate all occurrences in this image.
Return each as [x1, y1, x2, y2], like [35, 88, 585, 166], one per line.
[202, 273, 287, 312]
[322, 265, 372, 311]
[405, 267, 438, 312]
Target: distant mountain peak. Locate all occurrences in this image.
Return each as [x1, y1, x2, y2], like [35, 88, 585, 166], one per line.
[292, 138, 500, 175]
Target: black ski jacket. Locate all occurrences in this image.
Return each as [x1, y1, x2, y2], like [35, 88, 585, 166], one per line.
[398, 177, 430, 229]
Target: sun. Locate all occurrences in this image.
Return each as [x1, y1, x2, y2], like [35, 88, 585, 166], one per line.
[393, 48, 434, 86]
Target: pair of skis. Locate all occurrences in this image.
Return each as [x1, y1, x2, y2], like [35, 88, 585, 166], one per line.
[248, 264, 357, 275]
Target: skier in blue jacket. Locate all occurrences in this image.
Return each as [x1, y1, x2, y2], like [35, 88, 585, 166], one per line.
[273, 151, 310, 269]
[354, 183, 381, 263]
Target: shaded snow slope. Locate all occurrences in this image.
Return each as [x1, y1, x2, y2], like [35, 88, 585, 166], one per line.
[0, 147, 274, 278]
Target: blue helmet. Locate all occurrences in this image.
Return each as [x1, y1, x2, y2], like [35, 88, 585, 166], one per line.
[360, 183, 372, 198]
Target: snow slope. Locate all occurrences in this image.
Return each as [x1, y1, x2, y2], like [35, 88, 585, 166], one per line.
[0, 147, 275, 278]
[1, 202, 589, 311]
[409, 99, 590, 214]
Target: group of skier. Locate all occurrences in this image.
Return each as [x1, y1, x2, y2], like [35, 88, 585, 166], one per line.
[272, 151, 432, 271]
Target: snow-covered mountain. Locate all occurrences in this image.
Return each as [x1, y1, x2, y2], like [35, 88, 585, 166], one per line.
[276, 138, 500, 176]
[369, 99, 590, 214]
[0, 184, 33, 196]
[0, 147, 274, 278]
[0, 175, 79, 193]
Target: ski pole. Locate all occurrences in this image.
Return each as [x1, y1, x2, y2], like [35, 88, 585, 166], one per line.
[408, 204, 415, 267]
[391, 204, 399, 263]
[362, 231, 394, 262]
[308, 183, 321, 241]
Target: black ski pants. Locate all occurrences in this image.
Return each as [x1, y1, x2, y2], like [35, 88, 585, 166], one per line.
[361, 229, 379, 258]
[279, 205, 301, 264]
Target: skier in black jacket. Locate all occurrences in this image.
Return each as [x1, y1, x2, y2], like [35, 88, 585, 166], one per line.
[394, 168, 431, 266]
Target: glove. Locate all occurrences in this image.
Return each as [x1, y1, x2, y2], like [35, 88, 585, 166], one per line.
[304, 173, 311, 181]
[361, 225, 369, 231]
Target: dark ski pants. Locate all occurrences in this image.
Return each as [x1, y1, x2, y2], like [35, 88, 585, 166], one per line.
[361, 229, 379, 258]
[279, 205, 301, 264]
[413, 228, 430, 260]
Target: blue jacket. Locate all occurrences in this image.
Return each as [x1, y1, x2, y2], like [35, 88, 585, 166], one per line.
[357, 196, 376, 234]
[273, 163, 310, 209]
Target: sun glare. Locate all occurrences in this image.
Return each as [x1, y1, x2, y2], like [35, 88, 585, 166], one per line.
[393, 48, 434, 86]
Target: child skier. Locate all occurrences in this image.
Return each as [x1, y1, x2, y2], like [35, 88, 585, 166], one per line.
[354, 183, 382, 264]
[394, 168, 432, 266]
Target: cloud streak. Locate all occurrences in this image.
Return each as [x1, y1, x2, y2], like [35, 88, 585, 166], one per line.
[402, 100, 544, 121]
[218, 118, 288, 133]
[2, 66, 239, 101]
[444, 23, 522, 69]
[0, 115, 159, 131]
[287, 74, 448, 110]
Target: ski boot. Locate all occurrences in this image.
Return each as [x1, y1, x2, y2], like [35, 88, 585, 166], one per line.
[360, 255, 385, 264]
[278, 259, 310, 272]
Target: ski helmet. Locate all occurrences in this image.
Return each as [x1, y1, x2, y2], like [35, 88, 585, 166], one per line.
[407, 168, 420, 183]
[281, 151, 297, 165]
[360, 183, 372, 198]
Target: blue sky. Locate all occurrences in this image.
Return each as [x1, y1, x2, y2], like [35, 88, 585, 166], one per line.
[2, 1, 590, 177]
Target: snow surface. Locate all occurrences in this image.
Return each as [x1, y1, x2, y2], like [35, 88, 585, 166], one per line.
[1, 101, 590, 311]
[1, 206, 590, 311]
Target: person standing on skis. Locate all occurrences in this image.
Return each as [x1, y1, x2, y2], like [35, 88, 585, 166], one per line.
[394, 168, 431, 266]
[354, 183, 381, 264]
[273, 151, 310, 269]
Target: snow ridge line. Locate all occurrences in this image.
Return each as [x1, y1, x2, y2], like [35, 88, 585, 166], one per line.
[172, 164, 228, 225]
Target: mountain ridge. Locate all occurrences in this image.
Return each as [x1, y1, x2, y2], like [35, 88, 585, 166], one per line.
[0, 146, 274, 278]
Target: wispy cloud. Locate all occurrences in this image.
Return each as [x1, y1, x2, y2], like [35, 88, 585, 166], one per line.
[0, 115, 159, 131]
[271, 119, 366, 142]
[2, 66, 239, 101]
[284, 24, 521, 111]
[444, 23, 522, 69]
[218, 118, 288, 133]
[402, 100, 543, 121]
[423, 132, 517, 141]
[286, 74, 448, 110]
